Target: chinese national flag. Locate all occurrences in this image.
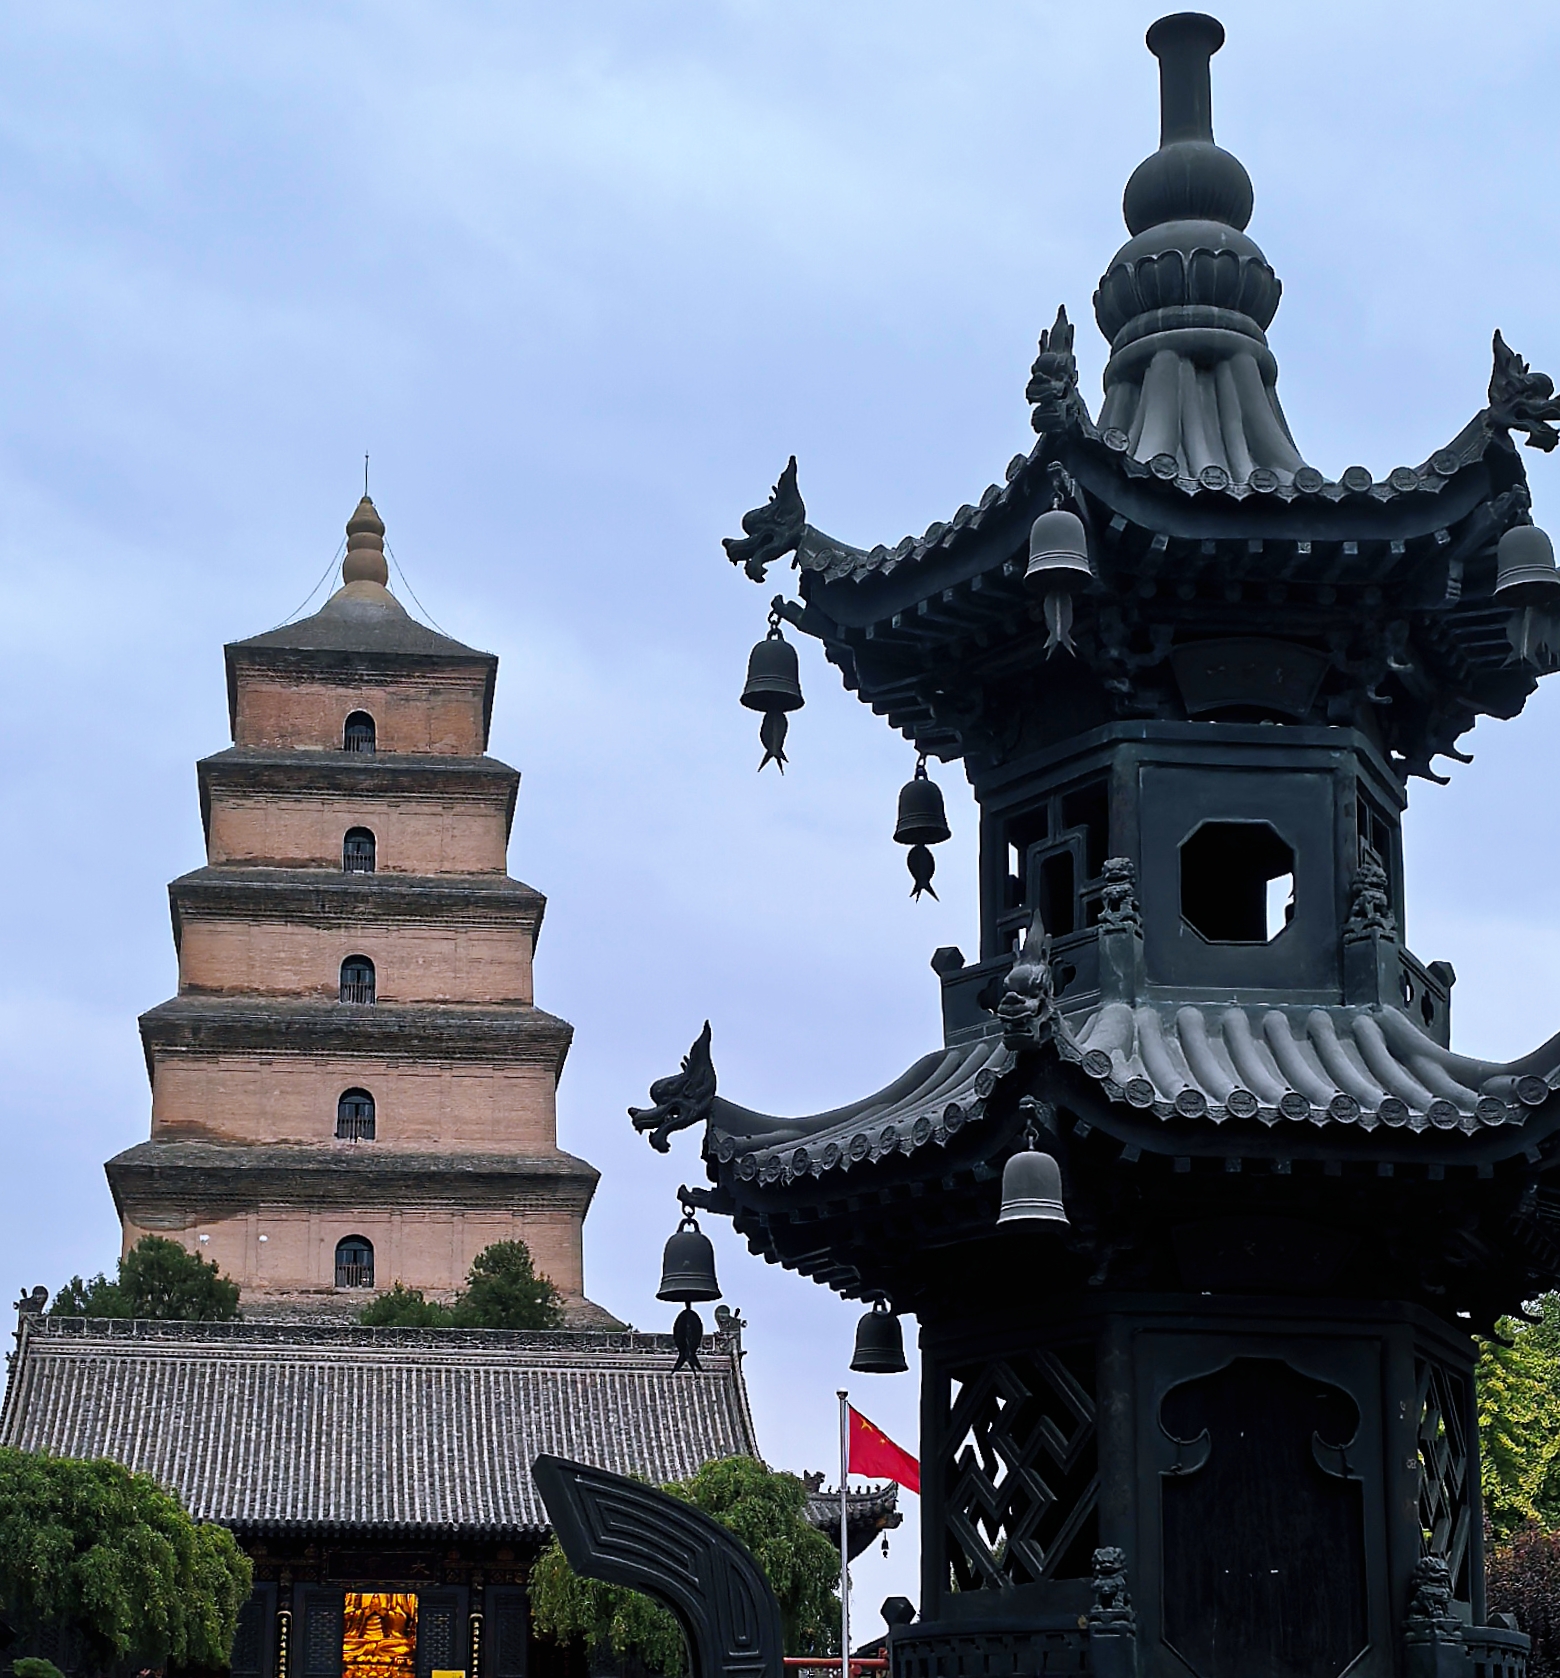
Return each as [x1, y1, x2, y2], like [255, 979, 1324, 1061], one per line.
[847, 1405, 920, 1495]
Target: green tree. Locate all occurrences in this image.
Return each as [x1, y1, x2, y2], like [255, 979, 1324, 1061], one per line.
[1478, 1299, 1560, 1540]
[450, 1241, 562, 1330]
[357, 1240, 563, 1330]
[0, 1449, 252, 1674]
[529, 1456, 839, 1677]
[49, 1236, 240, 1323]
[358, 1283, 453, 1328]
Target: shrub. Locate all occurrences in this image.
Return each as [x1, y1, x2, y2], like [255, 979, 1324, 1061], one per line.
[1489, 1524, 1560, 1677]
[358, 1241, 562, 1330]
[49, 1236, 239, 1323]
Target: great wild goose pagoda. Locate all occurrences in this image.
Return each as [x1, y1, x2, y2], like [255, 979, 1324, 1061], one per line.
[106, 493, 611, 1322]
[635, 15, 1560, 1678]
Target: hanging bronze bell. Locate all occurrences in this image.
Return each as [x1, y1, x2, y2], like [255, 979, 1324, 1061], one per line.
[741, 612, 804, 772]
[895, 755, 949, 900]
[1023, 508, 1092, 590]
[997, 1134, 1069, 1227]
[850, 1297, 908, 1374]
[1495, 524, 1560, 604]
[894, 760, 951, 845]
[657, 1213, 722, 1303]
[741, 628, 805, 712]
[1025, 508, 1092, 658]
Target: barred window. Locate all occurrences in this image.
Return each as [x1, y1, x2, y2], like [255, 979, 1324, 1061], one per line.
[340, 956, 375, 1004]
[343, 827, 376, 873]
[335, 1236, 374, 1289]
[344, 712, 376, 753]
[337, 1089, 376, 1141]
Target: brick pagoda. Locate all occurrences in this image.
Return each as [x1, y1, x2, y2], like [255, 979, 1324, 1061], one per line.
[107, 496, 610, 1321]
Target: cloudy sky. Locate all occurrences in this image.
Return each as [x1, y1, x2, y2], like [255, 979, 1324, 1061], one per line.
[3, 0, 1560, 1622]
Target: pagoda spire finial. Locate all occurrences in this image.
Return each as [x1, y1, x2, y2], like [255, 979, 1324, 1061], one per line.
[1092, 12, 1307, 485]
[342, 494, 388, 587]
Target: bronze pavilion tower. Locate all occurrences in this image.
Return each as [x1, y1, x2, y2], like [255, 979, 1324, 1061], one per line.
[636, 14, 1560, 1678]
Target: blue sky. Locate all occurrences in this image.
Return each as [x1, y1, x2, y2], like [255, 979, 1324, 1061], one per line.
[4, 0, 1560, 1622]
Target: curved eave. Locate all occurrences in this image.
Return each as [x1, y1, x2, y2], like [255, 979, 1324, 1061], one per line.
[697, 1012, 1560, 1306]
[791, 417, 1524, 620]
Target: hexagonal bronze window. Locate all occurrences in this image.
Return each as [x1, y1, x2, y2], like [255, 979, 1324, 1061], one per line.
[1180, 820, 1295, 943]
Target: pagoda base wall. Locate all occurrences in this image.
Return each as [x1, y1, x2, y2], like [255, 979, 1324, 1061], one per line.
[120, 1202, 587, 1302]
[914, 1292, 1489, 1678]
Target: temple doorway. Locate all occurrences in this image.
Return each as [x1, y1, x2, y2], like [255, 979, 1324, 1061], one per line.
[342, 1593, 419, 1678]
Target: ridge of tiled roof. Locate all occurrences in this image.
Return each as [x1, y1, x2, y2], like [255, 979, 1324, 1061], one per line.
[1058, 1001, 1557, 1132]
[0, 1317, 759, 1534]
[706, 1037, 1014, 1186]
[791, 415, 1508, 590]
[705, 1003, 1560, 1189]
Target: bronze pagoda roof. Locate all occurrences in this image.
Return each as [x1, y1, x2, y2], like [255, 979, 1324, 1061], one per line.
[702, 1003, 1557, 1198]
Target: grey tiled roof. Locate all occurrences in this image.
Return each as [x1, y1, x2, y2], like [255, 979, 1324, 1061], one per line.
[0, 1318, 759, 1535]
[705, 1002, 1560, 1186]
[1059, 1001, 1557, 1132]
[708, 1037, 1015, 1186]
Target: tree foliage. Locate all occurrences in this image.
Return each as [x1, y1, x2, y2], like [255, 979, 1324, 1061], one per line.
[49, 1236, 240, 1323]
[358, 1240, 563, 1329]
[529, 1456, 839, 1678]
[1478, 1299, 1560, 1541]
[0, 1449, 252, 1673]
[1488, 1525, 1560, 1678]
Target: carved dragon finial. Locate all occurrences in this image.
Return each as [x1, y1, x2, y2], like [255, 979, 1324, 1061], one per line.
[998, 905, 1057, 1050]
[723, 457, 808, 583]
[1026, 306, 1082, 434]
[1488, 331, 1560, 452]
[629, 1022, 718, 1153]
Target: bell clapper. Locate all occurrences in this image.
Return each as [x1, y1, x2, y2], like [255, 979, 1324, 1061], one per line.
[894, 752, 951, 901]
[740, 601, 805, 773]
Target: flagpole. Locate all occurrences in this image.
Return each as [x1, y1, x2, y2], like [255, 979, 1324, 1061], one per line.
[837, 1389, 850, 1678]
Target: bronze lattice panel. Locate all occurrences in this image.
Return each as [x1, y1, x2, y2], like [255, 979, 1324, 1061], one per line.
[1417, 1356, 1472, 1600]
[942, 1345, 1098, 1589]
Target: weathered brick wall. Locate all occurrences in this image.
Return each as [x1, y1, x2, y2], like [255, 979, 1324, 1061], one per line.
[148, 1053, 560, 1151]
[122, 1203, 587, 1301]
[232, 669, 489, 754]
[177, 918, 535, 1004]
[206, 792, 511, 872]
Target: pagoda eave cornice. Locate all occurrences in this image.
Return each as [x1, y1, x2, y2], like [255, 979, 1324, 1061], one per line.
[167, 867, 546, 949]
[198, 748, 521, 798]
[106, 1139, 600, 1218]
[137, 996, 573, 1075]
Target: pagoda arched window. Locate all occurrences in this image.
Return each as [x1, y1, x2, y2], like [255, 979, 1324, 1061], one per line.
[336, 1088, 376, 1141]
[343, 827, 376, 873]
[340, 956, 376, 1004]
[335, 1236, 374, 1288]
[344, 712, 376, 754]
